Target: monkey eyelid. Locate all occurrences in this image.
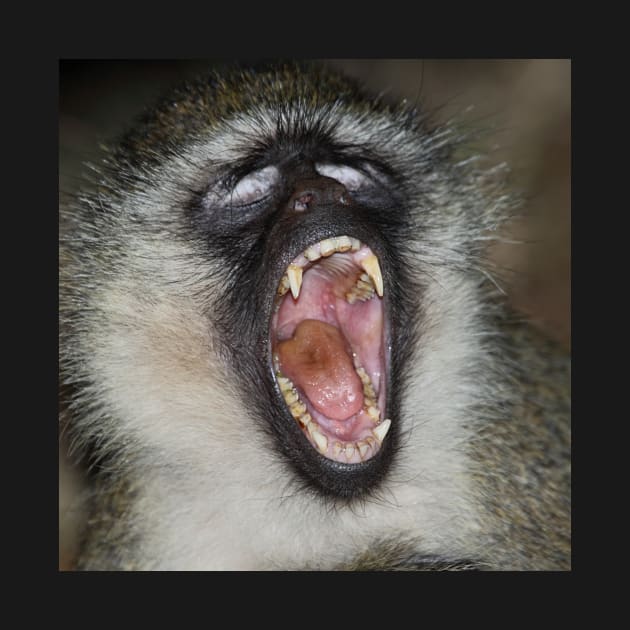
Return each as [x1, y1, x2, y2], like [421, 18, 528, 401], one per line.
[229, 165, 280, 205]
[204, 165, 280, 208]
[314, 164, 372, 192]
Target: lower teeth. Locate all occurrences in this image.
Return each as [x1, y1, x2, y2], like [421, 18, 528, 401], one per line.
[275, 363, 385, 461]
[355, 366, 380, 419]
[276, 363, 379, 425]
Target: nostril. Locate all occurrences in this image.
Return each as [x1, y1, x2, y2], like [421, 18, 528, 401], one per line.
[288, 176, 350, 213]
[293, 192, 314, 212]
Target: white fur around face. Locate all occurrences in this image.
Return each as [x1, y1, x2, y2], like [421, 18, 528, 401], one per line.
[85, 251, 485, 569]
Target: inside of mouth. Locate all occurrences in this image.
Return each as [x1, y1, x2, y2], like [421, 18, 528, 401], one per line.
[270, 239, 387, 464]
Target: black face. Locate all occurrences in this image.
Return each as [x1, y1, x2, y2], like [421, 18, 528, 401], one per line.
[188, 140, 419, 501]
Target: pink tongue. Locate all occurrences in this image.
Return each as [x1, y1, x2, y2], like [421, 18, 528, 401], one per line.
[277, 319, 364, 421]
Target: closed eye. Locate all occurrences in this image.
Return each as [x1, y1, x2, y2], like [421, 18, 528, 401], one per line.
[229, 165, 279, 206]
[206, 165, 280, 209]
[314, 164, 371, 192]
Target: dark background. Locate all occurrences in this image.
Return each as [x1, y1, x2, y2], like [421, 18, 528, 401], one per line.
[59, 59, 571, 569]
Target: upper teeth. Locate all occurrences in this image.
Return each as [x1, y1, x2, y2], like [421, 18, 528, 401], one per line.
[287, 264, 303, 299]
[313, 235, 360, 259]
[357, 253, 383, 298]
[277, 236, 383, 302]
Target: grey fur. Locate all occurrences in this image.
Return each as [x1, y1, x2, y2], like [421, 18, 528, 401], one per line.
[60, 62, 570, 570]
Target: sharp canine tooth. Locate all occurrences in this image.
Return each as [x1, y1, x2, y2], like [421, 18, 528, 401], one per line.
[372, 419, 391, 444]
[287, 264, 303, 299]
[360, 254, 383, 297]
[312, 430, 328, 454]
[320, 238, 335, 257]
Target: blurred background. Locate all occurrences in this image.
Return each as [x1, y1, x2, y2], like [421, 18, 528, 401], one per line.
[59, 59, 571, 569]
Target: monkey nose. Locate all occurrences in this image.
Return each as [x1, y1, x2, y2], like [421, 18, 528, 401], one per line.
[288, 176, 351, 212]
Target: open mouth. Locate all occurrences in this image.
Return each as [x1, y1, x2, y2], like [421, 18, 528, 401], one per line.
[270, 235, 390, 465]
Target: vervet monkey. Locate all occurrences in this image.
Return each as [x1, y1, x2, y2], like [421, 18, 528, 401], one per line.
[59, 61, 570, 570]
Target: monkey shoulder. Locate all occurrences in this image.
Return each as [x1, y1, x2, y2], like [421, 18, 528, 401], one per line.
[471, 316, 571, 569]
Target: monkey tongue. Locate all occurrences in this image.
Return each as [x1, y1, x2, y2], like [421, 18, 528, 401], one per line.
[277, 320, 364, 421]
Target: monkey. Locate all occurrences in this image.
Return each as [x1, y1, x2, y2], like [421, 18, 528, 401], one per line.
[59, 61, 570, 571]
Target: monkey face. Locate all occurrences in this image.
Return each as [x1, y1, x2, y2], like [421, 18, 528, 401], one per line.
[60, 64, 494, 568]
[191, 148, 417, 498]
[60, 63, 569, 570]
